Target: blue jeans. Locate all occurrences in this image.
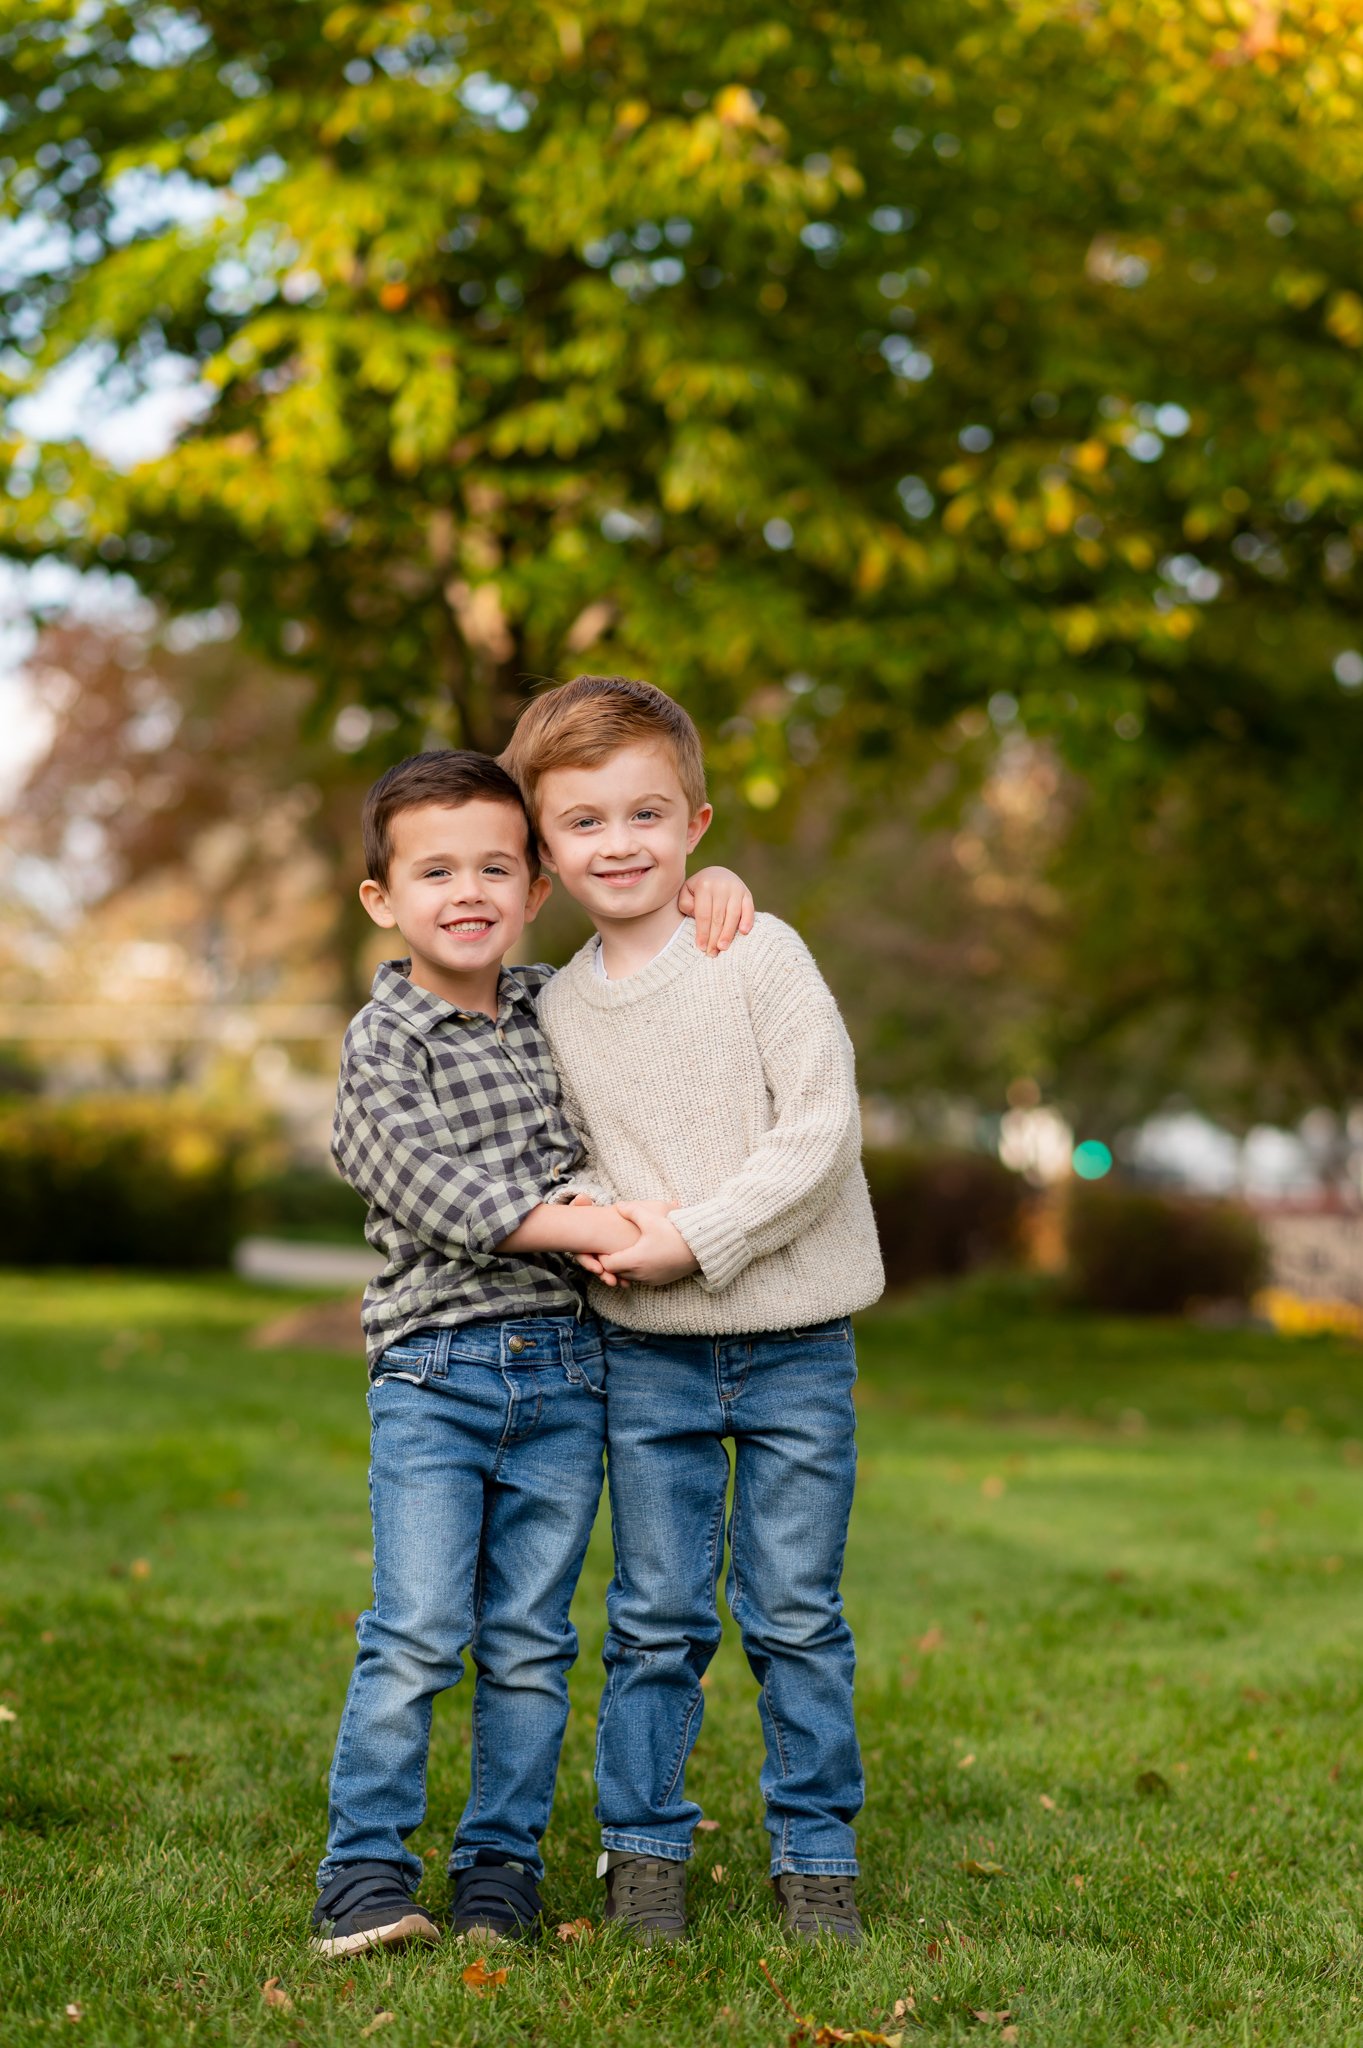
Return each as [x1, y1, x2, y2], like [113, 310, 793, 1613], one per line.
[596, 1317, 861, 1877]
[318, 1315, 606, 1891]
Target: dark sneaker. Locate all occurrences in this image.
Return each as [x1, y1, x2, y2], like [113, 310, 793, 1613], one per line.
[772, 1872, 862, 1946]
[451, 1856, 543, 1942]
[310, 1860, 442, 1958]
[598, 1850, 687, 1944]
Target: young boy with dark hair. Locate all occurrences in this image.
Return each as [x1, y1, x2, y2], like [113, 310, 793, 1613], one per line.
[310, 748, 752, 1958]
[501, 678, 885, 1947]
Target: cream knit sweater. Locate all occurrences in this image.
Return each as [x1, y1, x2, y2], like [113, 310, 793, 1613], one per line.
[537, 914, 885, 1335]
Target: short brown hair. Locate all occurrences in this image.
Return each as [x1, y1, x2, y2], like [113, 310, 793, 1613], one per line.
[500, 675, 707, 821]
[362, 750, 538, 883]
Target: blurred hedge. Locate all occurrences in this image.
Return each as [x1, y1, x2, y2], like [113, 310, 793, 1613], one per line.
[864, 1148, 1028, 1289]
[244, 1165, 368, 1242]
[0, 1096, 260, 1270]
[1066, 1182, 1265, 1315]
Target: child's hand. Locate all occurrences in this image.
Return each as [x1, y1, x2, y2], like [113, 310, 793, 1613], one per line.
[596, 1200, 700, 1286]
[678, 867, 755, 957]
[569, 1197, 639, 1287]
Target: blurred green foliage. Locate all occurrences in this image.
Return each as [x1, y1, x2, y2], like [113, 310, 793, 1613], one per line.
[1065, 1181, 1266, 1317]
[244, 1163, 368, 1243]
[3, 4, 1360, 759]
[4, 3, 1363, 1111]
[864, 1144, 1027, 1289]
[0, 1095, 261, 1268]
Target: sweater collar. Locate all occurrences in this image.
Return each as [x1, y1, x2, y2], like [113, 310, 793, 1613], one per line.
[563, 917, 706, 1008]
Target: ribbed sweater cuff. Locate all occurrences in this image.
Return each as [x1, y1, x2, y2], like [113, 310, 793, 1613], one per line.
[670, 1199, 751, 1290]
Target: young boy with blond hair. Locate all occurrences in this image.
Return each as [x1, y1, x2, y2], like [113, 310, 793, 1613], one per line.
[501, 677, 884, 1946]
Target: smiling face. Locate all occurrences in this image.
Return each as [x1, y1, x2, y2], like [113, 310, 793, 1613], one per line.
[535, 742, 713, 932]
[358, 797, 550, 1007]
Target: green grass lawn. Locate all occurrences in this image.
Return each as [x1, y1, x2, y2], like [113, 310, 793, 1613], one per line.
[3, 1272, 1362, 2046]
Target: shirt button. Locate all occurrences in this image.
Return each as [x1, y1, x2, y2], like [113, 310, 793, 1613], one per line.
[508, 1335, 526, 1354]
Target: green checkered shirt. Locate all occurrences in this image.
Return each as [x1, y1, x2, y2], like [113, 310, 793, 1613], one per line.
[333, 960, 586, 1363]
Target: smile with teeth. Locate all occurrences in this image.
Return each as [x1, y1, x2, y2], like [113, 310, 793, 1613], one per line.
[442, 917, 495, 936]
[593, 866, 652, 885]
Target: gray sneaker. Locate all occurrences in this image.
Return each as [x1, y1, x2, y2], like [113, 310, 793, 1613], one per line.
[772, 1871, 862, 1946]
[598, 1850, 688, 1943]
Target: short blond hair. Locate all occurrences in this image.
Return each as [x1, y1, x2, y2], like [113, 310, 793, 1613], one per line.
[501, 674, 708, 821]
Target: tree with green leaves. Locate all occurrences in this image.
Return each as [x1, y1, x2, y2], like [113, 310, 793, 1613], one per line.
[5, 1, 1363, 1113]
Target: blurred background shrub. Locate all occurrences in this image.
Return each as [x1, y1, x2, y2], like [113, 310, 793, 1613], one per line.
[0, 1097, 263, 1270]
[865, 1148, 1028, 1290]
[242, 1165, 367, 1244]
[1065, 1184, 1265, 1316]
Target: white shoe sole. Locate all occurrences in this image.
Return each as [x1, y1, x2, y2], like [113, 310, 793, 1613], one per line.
[311, 1913, 443, 1958]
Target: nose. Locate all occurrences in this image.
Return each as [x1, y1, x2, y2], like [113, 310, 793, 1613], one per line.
[447, 871, 487, 903]
[598, 819, 640, 860]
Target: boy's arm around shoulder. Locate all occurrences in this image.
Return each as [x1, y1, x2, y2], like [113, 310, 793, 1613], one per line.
[667, 917, 865, 1290]
[332, 1016, 544, 1258]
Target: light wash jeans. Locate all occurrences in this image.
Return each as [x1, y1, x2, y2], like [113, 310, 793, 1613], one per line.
[318, 1315, 606, 1891]
[595, 1317, 862, 1877]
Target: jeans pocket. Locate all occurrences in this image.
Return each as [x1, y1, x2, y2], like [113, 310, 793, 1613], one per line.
[371, 1339, 437, 1387]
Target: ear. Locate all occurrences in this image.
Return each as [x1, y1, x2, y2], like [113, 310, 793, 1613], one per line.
[358, 877, 398, 930]
[523, 874, 553, 924]
[684, 803, 714, 854]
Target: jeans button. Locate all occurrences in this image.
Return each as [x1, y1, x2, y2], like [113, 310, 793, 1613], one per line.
[508, 1336, 526, 1355]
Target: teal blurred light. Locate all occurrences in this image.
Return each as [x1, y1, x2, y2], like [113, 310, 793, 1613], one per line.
[1072, 1140, 1113, 1181]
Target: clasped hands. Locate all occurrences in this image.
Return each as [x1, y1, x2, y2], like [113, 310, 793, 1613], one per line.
[565, 1193, 698, 1288]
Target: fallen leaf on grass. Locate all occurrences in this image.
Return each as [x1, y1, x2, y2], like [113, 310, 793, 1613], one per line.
[960, 1860, 1007, 1878]
[339, 1977, 356, 2000]
[1001, 2031, 1019, 2044]
[1038, 1794, 1057, 1811]
[360, 2013, 395, 2037]
[1134, 1769, 1170, 1797]
[759, 1958, 907, 2044]
[957, 1754, 976, 1770]
[260, 1979, 294, 2011]
[0, 1705, 17, 1724]
[130, 1559, 152, 1580]
[64, 2005, 82, 2023]
[916, 1627, 945, 1653]
[971, 2011, 1013, 2026]
[711, 1864, 727, 1881]
[1070, 1875, 1086, 1891]
[555, 1918, 594, 1942]
[788, 2024, 907, 2046]
[696, 1817, 721, 1832]
[462, 1960, 509, 1995]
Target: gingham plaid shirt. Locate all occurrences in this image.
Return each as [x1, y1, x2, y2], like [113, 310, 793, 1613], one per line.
[333, 960, 586, 1363]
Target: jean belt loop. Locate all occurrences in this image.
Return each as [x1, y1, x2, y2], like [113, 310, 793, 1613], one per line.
[433, 1326, 452, 1375]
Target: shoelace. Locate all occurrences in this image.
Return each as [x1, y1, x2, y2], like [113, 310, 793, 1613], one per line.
[784, 1874, 857, 1925]
[610, 1860, 686, 1927]
[454, 1862, 541, 1929]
